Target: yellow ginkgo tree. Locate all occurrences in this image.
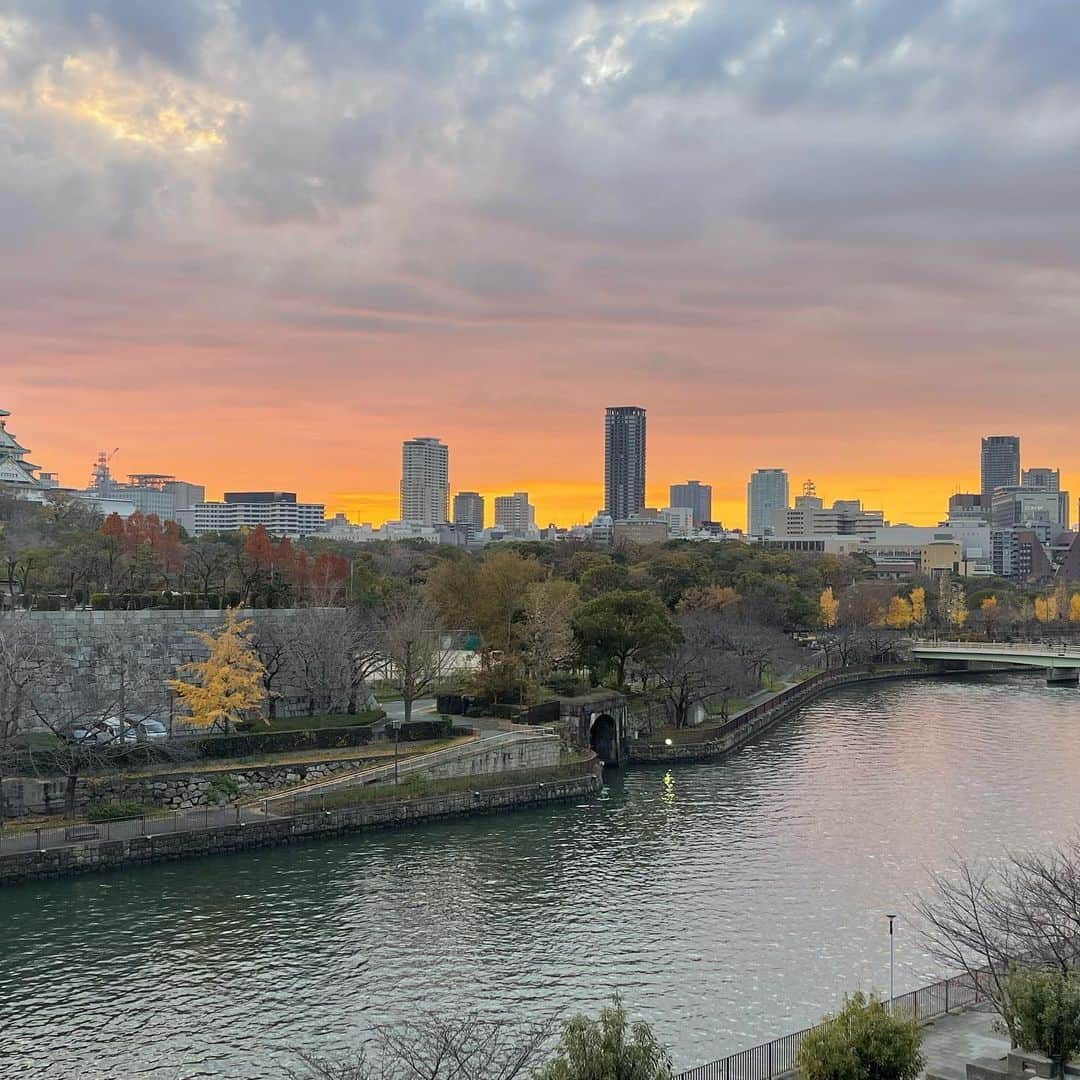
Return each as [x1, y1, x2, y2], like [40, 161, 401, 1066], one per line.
[819, 587, 840, 629]
[169, 609, 267, 733]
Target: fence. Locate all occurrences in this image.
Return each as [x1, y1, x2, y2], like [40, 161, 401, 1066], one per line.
[0, 752, 597, 859]
[676, 971, 986, 1080]
[0, 805, 252, 856]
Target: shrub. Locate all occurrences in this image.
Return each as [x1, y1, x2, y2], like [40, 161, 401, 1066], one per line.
[534, 994, 672, 1080]
[797, 992, 924, 1080]
[397, 718, 452, 742]
[204, 774, 241, 805]
[1002, 967, 1080, 1076]
[88, 801, 148, 822]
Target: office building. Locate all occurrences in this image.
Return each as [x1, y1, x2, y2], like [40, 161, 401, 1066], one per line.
[181, 491, 326, 538]
[1022, 467, 1060, 492]
[0, 407, 49, 502]
[981, 435, 1020, 504]
[612, 518, 668, 546]
[493, 492, 536, 535]
[747, 469, 789, 537]
[990, 485, 1069, 536]
[604, 406, 646, 521]
[453, 491, 485, 530]
[773, 495, 885, 538]
[400, 436, 449, 527]
[669, 480, 712, 528]
[660, 505, 695, 539]
[947, 492, 987, 523]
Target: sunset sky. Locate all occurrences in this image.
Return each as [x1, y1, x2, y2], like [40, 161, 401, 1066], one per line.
[3, 2, 1079, 530]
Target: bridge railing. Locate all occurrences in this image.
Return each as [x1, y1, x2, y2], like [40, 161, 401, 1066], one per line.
[677, 971, 986, 1080]
[910, 639, 1080, 657]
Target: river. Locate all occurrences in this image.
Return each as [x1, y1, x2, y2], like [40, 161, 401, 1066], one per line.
[2, 673, 1078, 1079]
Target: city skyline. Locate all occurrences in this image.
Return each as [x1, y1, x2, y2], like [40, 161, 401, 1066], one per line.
[5, 397, 1076, 531]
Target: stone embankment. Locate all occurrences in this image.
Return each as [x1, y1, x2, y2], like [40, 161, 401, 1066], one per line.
[0, 771, 601, 886]
[630, 666, 999, 765]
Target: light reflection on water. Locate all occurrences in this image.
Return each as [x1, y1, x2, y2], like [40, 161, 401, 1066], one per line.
[1, 674, 1078, 1079]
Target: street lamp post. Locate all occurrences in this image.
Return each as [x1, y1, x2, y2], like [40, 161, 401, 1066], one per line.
[887, 913, 897, 1010]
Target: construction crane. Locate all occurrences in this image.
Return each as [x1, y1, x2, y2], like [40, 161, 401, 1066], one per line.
[89, 447, 120, 493]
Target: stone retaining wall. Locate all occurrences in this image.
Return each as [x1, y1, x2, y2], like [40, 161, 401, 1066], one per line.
[0, 772, 602, 886]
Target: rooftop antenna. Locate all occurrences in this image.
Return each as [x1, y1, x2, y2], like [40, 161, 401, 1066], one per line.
[803, 478, 817, 498]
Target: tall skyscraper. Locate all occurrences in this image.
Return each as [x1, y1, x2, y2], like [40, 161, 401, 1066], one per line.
[747, 469, 789, 537]
[981, 435, 1020, 504]
[400, 436, 449, 527]
[494, 491, 536, 534]
[669, 480, 712, 528]
[604, 406, 646, 521]
[453, 491, 485, 532]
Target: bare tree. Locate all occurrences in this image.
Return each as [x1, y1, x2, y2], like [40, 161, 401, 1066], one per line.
[380, 591, 451, 722]
[644, 612, 748, 728]
[253, 613, 296, 720]
[0, 616, 53, 825]
[286, 1013, 555, 1080]
[915, 842, 1080, 1041]
[291, 608, 355, 716]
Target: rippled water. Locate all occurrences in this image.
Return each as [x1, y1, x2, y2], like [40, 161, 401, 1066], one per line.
[3, 674, 1079, 1079]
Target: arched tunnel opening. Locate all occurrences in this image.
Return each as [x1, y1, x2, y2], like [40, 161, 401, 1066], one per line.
[589, 713, 619, 766]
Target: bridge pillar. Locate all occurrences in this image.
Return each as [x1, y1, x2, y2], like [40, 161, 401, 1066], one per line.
[1045, 668, 1079, 686]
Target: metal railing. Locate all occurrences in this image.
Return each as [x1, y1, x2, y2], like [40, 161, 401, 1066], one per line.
[0, 805, 255, 856]
[677, 971, 986, 1080]
[258, 728, 559, 807]
[911, 639, 1080, 658]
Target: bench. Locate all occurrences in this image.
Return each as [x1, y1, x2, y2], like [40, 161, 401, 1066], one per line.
[64, 825, 101, 842]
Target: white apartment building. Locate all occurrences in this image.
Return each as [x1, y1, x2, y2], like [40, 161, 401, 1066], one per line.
[400, 437, 449, 527]
[747, 469, 789, 537]
[180, 492, 326, 538]
[659, 505, 695, 539]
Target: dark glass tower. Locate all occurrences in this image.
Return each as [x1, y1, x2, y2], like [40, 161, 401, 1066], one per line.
[981, 435, 1020, 504]
[604, 406, 646, 520]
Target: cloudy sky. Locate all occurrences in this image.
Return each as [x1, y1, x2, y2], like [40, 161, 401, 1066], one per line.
[2, 0, 1078, 528]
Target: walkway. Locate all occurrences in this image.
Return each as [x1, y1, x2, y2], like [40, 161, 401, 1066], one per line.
[921, 1005, 1008, 1080]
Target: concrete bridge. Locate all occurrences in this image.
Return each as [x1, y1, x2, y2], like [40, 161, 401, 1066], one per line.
[910, 639, 1080, 683]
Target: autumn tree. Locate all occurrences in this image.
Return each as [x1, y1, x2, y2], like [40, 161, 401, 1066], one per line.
[1069, 593, 1080, 624]
[519, 579, 578, 686]
[819, 587, 840, 629]
[909, 586, 927, 629]
[169, 609, 267, 732]
[886, 595, 914, 630]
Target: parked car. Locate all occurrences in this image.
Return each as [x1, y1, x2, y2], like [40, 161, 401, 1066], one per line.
[96, 717, 138, 745]
[133, 719, 168, 741]
[59, 724, 97, 744]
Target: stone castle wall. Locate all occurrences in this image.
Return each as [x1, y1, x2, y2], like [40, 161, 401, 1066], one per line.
[12, 608, 320, 723]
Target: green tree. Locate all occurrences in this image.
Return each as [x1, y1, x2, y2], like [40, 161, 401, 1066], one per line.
[1002, 968, 1080, 1077]
[797, 992, 924, 1080]
[572, 590, 681, 687]
[533, 995, 672, 1080]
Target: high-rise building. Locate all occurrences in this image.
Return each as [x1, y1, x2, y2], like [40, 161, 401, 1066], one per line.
[991, 485, 1069, 536]
[494, 491, 536, 535]
[981, 435, 1020, 504]
[453, 491, 485, 533]
[747, 469, 789, 537]
[1022, 467, 1060, 492]
[400, 436, 449, 527]
[604, 406, 646, 521]
[669, 480, 712, 528]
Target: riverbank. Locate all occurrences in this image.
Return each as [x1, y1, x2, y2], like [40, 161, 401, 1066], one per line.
[0, 766, 601, 886]
[630, 664, 1010, 764]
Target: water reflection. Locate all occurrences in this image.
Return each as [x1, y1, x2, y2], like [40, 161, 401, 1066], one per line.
[2, 674, 1078, 1079]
